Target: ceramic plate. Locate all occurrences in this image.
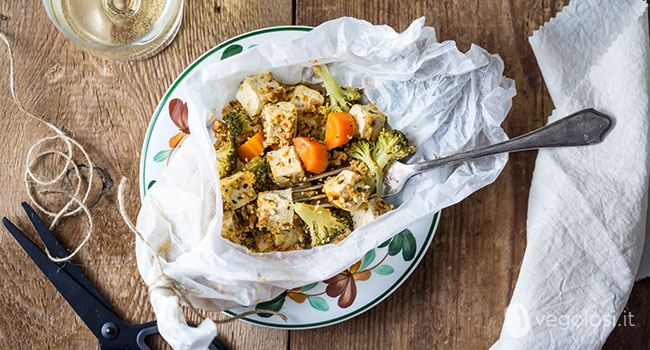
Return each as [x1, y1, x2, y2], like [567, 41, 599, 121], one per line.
[139, 26, 440, 329]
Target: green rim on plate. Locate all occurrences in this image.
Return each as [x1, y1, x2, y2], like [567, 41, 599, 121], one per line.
[138, 26, 440, 329]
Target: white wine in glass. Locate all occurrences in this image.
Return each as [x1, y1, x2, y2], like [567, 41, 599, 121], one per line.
[43, 0, 183, 61]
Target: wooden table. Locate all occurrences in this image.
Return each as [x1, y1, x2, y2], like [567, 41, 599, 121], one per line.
[0, 1, 648, 349]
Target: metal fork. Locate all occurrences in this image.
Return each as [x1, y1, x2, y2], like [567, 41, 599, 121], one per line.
[292, 109, 613, 203]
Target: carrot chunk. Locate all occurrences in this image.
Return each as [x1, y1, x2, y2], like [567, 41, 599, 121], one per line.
[237, 131, 265, 162]
[324, 112, 356, 150]
[293, 137, 329, 174]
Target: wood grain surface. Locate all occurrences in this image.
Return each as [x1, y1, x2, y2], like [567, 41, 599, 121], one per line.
[0, 1, 647, 349]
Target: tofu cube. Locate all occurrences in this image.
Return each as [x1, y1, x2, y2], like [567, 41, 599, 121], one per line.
[252, 230, 276, 252]
[297, 112, 326, 140]
[221, 210, 247, 245]
[349, 104, 387, 141]
[272, 225, 302, 251]
[266, 146, 305, 186]
[323, 170, 371, 211]
[350, 197, 393, 230]
[256, 189, 295, 234]
[235, 73, 286, 117]
[288, 85, 324, 114]
[262, 102, 297, 147]
[221, 171, 257, 210]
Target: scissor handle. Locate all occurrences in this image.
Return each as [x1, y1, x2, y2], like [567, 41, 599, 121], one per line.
[136, 321, 226, 350]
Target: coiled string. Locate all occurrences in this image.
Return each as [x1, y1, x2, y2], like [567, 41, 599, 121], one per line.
[1, 31, 285, 324]
[0, 32, 94, 263]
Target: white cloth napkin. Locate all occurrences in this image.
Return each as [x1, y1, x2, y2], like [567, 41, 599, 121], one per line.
[491, 0, 650, 349]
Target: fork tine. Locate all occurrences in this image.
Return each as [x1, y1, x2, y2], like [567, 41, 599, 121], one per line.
[289, 166, 350, 187]
[295, 194, 327, 202]
[292, 183, 324, 194]
[296, 191, 378, 206]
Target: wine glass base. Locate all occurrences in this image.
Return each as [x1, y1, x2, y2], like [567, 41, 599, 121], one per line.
[43, 0, 185, 62]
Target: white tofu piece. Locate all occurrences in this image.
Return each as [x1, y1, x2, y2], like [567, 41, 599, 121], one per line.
[297, 112, 326, 140]
[322, 170, 371, 211]
[272, 225, 302, 251]
[349, 104, 387, 140]
[252, 230, 275, 252]
[266, 146, 305, 186]
[288, 85, 324, 114]
[235, 73, 285, 117]
[350, 197, 393, 230]
[221, 210, 247, 245]
[261, 102, 297, 147]
[256, 189, 295, 233]
[220, 171, 257, 210]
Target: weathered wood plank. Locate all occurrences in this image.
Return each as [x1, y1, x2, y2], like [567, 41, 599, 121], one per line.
[0, 1, 291, 349]
[1, 0, 648, 349]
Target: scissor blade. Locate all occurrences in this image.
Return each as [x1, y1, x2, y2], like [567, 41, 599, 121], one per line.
[2, 217, 124, 341]
[20, 202, 115, 313]
[21, 203, 69, 259]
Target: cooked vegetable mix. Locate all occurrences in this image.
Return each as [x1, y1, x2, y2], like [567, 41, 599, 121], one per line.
[213, 67, 413, 252]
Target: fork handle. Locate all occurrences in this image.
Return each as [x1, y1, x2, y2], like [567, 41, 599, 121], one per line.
[411, 109, 613, 174]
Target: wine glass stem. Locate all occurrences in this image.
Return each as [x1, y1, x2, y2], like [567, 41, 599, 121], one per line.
[105, 0, 141, 18]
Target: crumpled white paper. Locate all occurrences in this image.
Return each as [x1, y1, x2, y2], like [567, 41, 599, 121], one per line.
[136, 17, 515, 350]
[492, 0, 650, 349]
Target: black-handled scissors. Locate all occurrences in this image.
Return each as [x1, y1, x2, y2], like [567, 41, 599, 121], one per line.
[2, 203, 227, 350]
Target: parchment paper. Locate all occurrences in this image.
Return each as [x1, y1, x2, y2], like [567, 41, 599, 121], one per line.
[136, 17, 516, 350]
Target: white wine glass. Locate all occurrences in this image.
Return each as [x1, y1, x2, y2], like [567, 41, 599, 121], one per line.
[43, 0, 184, 61]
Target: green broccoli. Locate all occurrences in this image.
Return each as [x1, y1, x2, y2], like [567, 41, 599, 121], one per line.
[373, 129, 414, 168]
[223, 108, 254, 146]
[346, 129, 412, 196]
[294, 203, 351, 247]
[331, 208, 353, 229]
[346, 139, 381, 192]
[215, 141, 236, 178]
[312, 65, 361, 115]
[242, 156, 273, 192]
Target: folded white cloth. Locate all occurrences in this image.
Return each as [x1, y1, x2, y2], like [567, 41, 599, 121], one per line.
[492, 0, 650, 349]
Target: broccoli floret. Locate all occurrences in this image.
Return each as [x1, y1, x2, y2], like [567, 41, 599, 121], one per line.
[223, 108, 254, 146]
[346, 129, 413, 196]
[312, 65, 361, 115]
[373, 129, 413, 168]
[331, 208, 353, 229]
[294, 203, 351, 247]
[216, 141, 236, 178]
[242, 156, 273, 192]
[346, 139, 382, 193]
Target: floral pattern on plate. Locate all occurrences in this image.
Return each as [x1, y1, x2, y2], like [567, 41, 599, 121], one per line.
[139, 27, 439, 329]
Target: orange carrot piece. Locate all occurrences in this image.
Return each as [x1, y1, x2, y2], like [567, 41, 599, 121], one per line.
[293, 137, 329, 174]
[324, 112, 356, 150]
[237, 131, 265, 162]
